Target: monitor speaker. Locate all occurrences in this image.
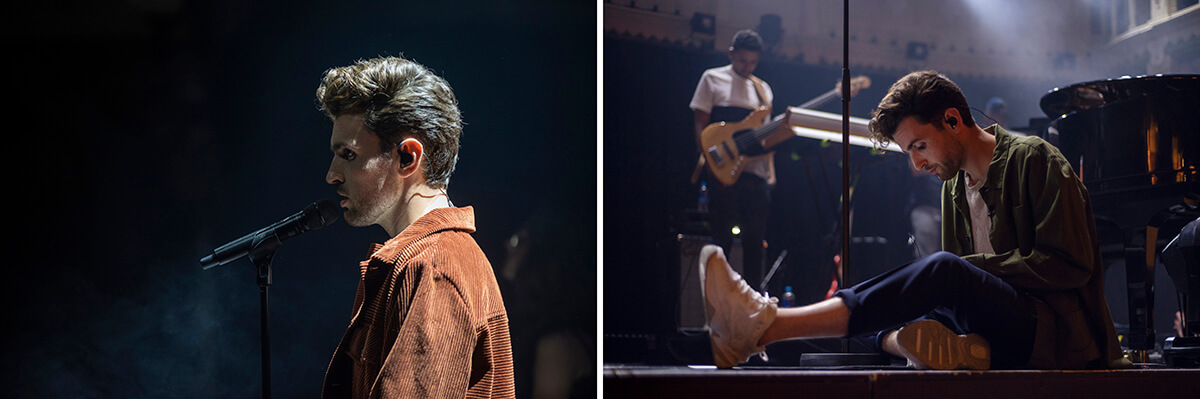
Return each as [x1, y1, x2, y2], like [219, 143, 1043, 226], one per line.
[677, 236, 742, 330]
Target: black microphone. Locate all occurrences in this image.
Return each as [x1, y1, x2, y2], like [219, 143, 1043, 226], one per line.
[200, 199, 340, 269]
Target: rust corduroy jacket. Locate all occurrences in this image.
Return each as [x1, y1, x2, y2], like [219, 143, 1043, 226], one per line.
[322, 206, 516, 398]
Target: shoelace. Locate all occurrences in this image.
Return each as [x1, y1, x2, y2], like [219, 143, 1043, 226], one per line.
[732, 273, 778, 315]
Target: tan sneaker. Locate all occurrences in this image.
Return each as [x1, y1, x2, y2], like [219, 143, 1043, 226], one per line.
[894, 320, 991, 370]
[699, 245, 778, 369]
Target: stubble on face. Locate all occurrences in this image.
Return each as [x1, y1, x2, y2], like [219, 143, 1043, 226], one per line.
[894, 117, 964, 181]
[329, 114, 402, 228]
[341, 156, 400, 227]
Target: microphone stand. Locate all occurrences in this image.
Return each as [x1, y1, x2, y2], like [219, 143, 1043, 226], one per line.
[840, 0, 852, 354]
[202, 199, 337, 398]
[799, 0, 891, 368]
[248, 232, 283, 399]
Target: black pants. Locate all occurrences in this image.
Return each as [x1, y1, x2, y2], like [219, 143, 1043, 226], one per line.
[834, 251, 1039, 369]
[708, 173, 771, 291]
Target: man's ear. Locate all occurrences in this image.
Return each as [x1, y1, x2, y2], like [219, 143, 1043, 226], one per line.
[395, 138, 424, 178]
[943, 108, 962, 130]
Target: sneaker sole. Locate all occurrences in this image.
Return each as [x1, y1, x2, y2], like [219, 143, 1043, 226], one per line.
[895, 320, 990, 370]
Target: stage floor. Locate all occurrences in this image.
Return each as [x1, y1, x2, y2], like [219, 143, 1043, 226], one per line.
[604, 364, 1200, 398]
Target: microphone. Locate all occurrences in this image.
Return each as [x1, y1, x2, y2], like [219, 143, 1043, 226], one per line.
[200, 199, 340, 269]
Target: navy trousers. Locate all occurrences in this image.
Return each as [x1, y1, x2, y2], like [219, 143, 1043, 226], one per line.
[834, 251, 1039, 369]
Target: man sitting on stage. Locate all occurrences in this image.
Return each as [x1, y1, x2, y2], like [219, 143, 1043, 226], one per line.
[701, 70, 1130, 370]
[317, 56, 515, 397]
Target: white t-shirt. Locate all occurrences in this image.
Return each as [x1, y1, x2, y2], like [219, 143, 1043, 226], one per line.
[964, 173, 995, 255]
[689, 65, 775, 181]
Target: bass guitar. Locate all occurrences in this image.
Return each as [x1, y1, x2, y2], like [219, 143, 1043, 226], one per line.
[697, 76, 872, 186]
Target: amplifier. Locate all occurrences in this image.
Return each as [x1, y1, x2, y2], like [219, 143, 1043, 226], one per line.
[677, 235, 742, 330]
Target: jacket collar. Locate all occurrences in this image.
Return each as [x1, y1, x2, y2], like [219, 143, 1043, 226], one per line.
[982, 124, 1014, 191]
[366, 206, 477, 263]
[950, 124, 1012, 209]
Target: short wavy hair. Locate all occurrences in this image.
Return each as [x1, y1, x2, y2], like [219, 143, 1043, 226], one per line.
[730, 29, 763, 53]
[316, 56, 462, 189]
[868, 70, 974, 148]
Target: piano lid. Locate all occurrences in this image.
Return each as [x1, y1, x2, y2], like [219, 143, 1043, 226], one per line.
[1038, 74, 1198, 208]
[1040, 74, 1200, 119]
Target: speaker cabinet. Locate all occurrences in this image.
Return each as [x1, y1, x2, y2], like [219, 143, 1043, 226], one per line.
[677, 236, 742, 330]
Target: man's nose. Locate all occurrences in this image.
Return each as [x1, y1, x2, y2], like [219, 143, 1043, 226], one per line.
[326, 160, 343, 185]
[910, 154, 926, 171]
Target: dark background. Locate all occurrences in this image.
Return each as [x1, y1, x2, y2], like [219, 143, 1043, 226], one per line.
[6, 0, 596, 397]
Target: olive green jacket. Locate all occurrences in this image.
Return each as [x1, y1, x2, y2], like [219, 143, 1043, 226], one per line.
[942, 125, 1130, 369]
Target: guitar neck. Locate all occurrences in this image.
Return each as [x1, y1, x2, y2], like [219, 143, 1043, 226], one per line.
[753, 76, 882, 152]
[755, 97, 856, 151]
[797, 88, 840, 110]
[776, 107, 902, 152]
[750, 114, 788, 143]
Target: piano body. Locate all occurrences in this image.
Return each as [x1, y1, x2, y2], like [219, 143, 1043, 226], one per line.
[1040, 74, 1199, 364]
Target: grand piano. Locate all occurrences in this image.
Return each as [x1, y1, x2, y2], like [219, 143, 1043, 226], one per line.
[1039, 74, 1199, 364]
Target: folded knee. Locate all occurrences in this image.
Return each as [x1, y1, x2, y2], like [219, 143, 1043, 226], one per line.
[926, 251, 961, 264]
[919, 251, 974, 281]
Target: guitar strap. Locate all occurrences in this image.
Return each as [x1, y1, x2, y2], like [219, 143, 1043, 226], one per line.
[748, 75, 771, 114]
[748, 74, 777, 185]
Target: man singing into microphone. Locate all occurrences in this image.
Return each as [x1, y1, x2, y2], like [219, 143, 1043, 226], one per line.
[317, 56, 515, 398]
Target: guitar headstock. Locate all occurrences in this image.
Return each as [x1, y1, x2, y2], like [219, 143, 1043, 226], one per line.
[835, 76, 872, 98]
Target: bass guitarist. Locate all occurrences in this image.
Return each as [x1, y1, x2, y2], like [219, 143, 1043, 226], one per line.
[689, 29, 774, 290]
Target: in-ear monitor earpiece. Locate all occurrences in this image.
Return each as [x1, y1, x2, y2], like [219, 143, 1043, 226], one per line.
[397, 138, 420, 167]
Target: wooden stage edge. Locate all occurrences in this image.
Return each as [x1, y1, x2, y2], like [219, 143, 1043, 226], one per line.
[604, 364, 1200, 399]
